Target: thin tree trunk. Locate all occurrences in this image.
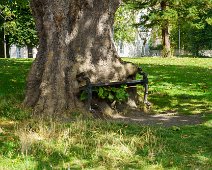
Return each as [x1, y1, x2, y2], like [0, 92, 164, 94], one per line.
[161, 1, 171, 57]
[24, 0, 138, 115]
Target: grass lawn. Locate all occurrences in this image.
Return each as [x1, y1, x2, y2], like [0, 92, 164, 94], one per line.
[124, 57, 212, 115]
[0, 57, 212, 169]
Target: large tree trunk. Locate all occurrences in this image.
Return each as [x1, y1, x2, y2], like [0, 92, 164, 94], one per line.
[24, 0, 138, 115]
[161, 1, 171, 58]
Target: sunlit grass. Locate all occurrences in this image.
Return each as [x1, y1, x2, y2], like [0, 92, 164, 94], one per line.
[124, 57, 212, 115]
[0, 59, 33, 120]
[0, 57, 212, 169]
[1, 118, 212, 169]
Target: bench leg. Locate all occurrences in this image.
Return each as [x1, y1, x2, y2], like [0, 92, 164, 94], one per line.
[144, 83, 148, 104]
[87, 85, 92, 111]
[142, 72, 151, 107]
[84, 77, 93, 111]
[143, 83, 151, 107]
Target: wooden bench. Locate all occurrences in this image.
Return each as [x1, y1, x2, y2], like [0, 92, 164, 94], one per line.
[78, 67, 150, 110]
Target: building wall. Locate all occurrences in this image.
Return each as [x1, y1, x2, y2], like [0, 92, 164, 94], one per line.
[116, 33, 150, 57]
[199, 50, 212, 57]
[9, 45, 37, 58]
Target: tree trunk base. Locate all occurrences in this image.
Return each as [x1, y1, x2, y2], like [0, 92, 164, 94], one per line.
[88, 86, 143, 118]
[25, 0, 140, 116]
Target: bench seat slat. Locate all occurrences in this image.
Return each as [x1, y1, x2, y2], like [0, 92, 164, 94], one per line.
[90, 80, 145, 87]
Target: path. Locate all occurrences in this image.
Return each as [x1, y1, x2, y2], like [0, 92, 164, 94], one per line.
[111, 112, 203, 127]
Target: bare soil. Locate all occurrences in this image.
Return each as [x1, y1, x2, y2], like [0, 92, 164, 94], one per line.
[110, 112, 203, 127]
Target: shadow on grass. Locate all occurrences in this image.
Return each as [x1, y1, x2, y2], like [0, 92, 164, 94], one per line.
[0, 59, 33, 120]
[0, 59, 32, 96]
[26, 122, 212, 169]
[153, 124, 212, 169]
[0, 120, 211, 169]
[149, 93, 211, 114]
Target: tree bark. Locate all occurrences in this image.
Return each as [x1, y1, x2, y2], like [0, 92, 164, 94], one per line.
[24, 0, 138, 115]
[161, 1, 171, 57]
[162, 26, 171, 57]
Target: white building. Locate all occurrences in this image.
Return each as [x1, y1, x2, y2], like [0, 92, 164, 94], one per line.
[116, 29, 151, 57]
[9, 45, 38, 58]
[115, 9, 152, 57]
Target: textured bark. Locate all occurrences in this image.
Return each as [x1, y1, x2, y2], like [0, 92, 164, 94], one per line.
[161, 1, 171, 58]
[24, 0, 138, 115]
[162, 27, 171, 57]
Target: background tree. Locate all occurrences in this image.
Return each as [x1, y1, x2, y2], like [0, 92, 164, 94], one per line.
[114, 3, 137, 43]
[126, 0, 212, 57]
[171, 0, 212, 56]
[126, 0, 180, 57]
[0, 0, 38, 57]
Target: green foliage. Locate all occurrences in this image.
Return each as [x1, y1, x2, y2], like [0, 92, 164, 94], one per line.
[124, 0, 181, 57]
[170, 0, 212, 55]
[80, 90, 88, 101]
[125, 0, 212, 56]
[114, 3, 137, 43]
[0, 0, 29, 7]
[80, 86, 129, 102]
[0, 1, 38, 48]
[96, 86, 129, 102]
[126, 0, 180, 28]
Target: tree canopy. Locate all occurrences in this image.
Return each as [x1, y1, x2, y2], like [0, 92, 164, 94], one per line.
[0, 0, 211, 57]
[0, 0, 38, 50]
[171, 0, 212, 55]
[114, 3, 137, 43]
[124, 0, 212, 56]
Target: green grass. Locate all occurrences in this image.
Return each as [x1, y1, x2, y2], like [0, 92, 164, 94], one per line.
[0, 57, 212, 169]
[0, 119, 212, 169]
[124, 57, 212, 115]
[0, 59, 33, 120]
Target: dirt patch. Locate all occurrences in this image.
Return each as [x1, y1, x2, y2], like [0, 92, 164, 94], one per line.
[110, 112, 203, 127]
[91, 102, 203, 127]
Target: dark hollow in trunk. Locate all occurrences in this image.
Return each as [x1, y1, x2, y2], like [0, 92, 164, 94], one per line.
[24, 0, 138, 115]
